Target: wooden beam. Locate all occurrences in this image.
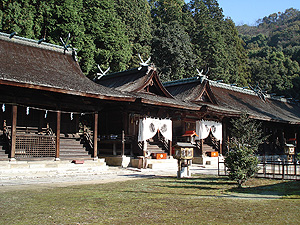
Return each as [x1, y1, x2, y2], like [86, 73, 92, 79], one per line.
[56, 111, 61, 160]
[10, 105, 17, 160]
[93, 112, 98, 158]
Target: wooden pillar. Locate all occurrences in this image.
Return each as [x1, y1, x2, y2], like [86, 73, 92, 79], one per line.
[55, 111, 61, 160]
[10, 105, 17, 160]
[38, 111, 43, 133]
[219, 141, 222, 156]
[93, 112, 98, 159]
[169, 140, 172, 156]
[122, 112, 128, 134]
[121, 130, 125, 156]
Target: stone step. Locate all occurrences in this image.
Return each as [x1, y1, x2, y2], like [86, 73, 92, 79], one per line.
[60, 146, 85, 150]
[0, 159, 108, 178]
[59, 156, 93, 161]
[60, 152, 89, 156]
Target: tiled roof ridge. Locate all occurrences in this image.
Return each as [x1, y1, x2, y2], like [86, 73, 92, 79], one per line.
[0, 32, 71, 54]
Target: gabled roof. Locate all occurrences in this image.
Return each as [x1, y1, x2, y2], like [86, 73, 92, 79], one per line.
[210, 82, 300, 124]
[165, 77, 217, 104]
[0, 32, 134, 102]
[165, 76, 300, 124]
[97, 66, 173, 98]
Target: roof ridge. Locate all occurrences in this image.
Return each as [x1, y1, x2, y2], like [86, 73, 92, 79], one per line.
[163, 77, 201, 87]
[0, 32, 71, 54]
[164, 76, 300, 105]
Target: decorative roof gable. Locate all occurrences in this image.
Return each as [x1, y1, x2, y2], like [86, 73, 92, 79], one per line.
[97, 65, 173, 98]
[192, 80, 217, 105]
[164, 77, 217, 104]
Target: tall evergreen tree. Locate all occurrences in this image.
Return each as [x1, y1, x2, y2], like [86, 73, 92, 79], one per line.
[150, 0, 196, 81]
[151, 21, 196, 81]
[114, 0, 153, 68]
[187, 0, 249, 85]
[82, 0, 132, 77]
[0, 0, 36, 38]
[149, 0, 185, 25]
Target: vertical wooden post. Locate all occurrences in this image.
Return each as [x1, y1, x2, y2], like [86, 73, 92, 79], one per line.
[93, 112, 98, 159]
[217, 156, 220, 176]
[169, 140, 172, 156]
[38, 111, 43, 133]
[122, 130, 125, 156]
[282, 160, 285, 180]
[219, 141, 222, 156]
[55, 111, 61, 160]
[10, 105, 17, 160]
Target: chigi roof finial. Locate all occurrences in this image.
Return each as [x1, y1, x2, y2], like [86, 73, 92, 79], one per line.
[60, 33, 71, 52]
[196, 68, 209, 82]
[95, 64, 110, 80]
[138, 54, 151, 70]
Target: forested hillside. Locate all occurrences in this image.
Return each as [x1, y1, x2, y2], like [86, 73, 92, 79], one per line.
[237, 8, 300, 100]
[0, 1, 299, 100]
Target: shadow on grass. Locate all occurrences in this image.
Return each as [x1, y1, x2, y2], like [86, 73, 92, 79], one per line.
[115, 173, 300, 199]
[229, 180, 300, 198]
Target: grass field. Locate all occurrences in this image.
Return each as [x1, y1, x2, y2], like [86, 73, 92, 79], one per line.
[1, 175, 300, 224]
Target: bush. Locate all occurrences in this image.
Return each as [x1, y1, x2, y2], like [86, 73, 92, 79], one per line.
[225, 142, 259, 188]
[225, 113, 263, 187]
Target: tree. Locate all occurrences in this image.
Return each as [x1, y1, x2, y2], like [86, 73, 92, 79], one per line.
[187, 0, 249, 85]
[0, 0, 37, 38]
[224, 113, 263, 187]
[114, 0, 153, 68]
[248, 47, 300, 96]
[151, 21, 196, 82]
[149, 0, 186, 25]
[82, 0, 132, 77]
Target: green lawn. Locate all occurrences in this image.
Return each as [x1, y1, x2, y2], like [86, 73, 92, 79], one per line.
[1, 175, 300, 224]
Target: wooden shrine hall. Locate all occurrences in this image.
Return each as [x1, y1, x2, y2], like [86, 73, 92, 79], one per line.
[0, 32, 135, 161]
[165, 76, 300, 157]
[1, 31, 300, 167]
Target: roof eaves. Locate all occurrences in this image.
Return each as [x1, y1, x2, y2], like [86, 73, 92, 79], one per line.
[0, 79, 136, 102]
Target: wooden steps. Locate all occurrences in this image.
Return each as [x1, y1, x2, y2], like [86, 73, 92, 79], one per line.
[59, 137, 92, 160]
[193, 143, 216, 157]
[147, 141, 167, 158]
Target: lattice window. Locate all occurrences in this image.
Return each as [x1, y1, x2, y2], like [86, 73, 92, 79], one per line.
[15, 134, 56, 158]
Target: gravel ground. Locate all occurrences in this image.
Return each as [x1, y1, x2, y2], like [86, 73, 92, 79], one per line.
[0, 164, 218, 191]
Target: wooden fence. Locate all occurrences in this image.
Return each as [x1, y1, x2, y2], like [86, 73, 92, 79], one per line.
[218, 158, 300, 180]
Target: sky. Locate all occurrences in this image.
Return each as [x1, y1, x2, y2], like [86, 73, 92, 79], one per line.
[185, 0, 300, 26]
